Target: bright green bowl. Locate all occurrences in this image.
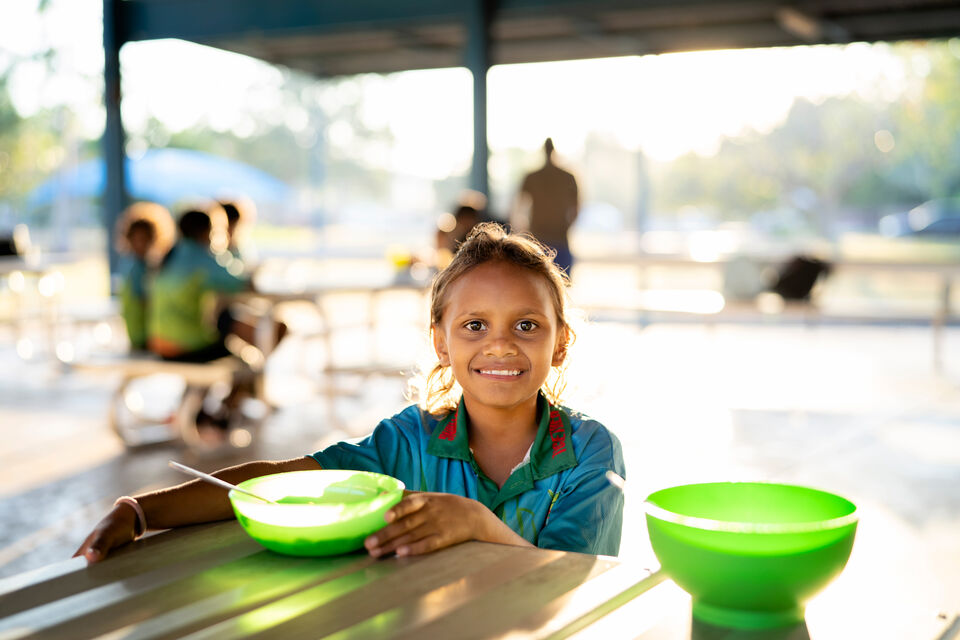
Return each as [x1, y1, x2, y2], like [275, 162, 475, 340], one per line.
[229, 470, 404, 556]
[645, 482, 858, 629]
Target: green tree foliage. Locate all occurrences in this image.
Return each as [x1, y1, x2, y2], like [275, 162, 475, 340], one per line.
[885, 42, 960, 198]
[0, 73, 22, 200]
[141, 72, 400, 210]
[651, 40, 960, 234]
[0, 73, 66, 208]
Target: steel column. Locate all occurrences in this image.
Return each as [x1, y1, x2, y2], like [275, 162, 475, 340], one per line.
[103, 0, 128, 284]
[466, 0, 494, 198]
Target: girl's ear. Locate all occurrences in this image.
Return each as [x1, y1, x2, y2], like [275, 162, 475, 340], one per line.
[432, 324, 451, 367]
[552, 327, 569, 367]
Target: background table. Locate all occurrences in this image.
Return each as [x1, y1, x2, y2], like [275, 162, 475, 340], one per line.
[0, 521, 662, 639]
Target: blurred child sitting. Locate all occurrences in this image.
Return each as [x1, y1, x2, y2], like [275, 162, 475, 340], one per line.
[115, 202, 174, 352]
[434, 190, 488, 270]
[218, 197, 275, 350]
[148, 205, 284, 437]
[218, 197, 257, 271]
[147, 206, 253, 363]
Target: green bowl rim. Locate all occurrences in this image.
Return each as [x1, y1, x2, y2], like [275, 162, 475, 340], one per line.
[644, 481, 859, 534]
[229, 469, 405, 508]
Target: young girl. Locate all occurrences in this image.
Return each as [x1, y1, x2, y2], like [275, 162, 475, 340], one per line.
[76, 223, 625, 562]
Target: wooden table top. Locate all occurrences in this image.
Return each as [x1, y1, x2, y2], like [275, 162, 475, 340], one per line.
[0, 521, 663, 640]
[3, 520, 958, 639]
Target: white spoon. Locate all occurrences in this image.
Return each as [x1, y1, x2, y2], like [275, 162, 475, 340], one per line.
[168, 460, 277, 504]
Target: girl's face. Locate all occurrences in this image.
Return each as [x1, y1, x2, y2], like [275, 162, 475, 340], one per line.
[433, 260, 567, 414]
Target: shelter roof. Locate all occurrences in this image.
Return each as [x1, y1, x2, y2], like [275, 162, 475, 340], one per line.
[118, 0, 960, 76]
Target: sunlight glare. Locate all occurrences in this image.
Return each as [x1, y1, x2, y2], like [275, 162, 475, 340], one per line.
[8, 271, 25, 293]
[16, 338, 34, 360]
[55, 341, 75, 363]
[489, 44, 905, 162]
[874, 129, 895, 153]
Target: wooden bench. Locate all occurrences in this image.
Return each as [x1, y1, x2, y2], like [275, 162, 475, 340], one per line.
[577, 254, 960, 370]
[74, 354, 241, 386]
[571, 280, 957, 370]
[71, 355, 257, 450]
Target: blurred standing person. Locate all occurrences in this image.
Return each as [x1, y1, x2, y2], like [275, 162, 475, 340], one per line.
[512, 138, 580, 275]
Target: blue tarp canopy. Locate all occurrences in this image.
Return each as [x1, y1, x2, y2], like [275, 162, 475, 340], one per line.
[28, 147, 293, 210]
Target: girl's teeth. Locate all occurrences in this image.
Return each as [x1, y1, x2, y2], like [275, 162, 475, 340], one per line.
[481, 369, 520, 376]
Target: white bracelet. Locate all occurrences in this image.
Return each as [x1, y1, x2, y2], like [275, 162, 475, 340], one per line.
[114, 496, 147, 539]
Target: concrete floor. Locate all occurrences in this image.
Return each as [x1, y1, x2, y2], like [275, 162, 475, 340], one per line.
[1, 318, 958, 639]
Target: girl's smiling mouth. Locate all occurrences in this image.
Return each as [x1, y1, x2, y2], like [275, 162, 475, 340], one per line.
[476, 368, 524, 378]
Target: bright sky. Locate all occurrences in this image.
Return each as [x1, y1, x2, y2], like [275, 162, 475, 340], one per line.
[489, 45, 907, 160]
[2, 0, 911, 178]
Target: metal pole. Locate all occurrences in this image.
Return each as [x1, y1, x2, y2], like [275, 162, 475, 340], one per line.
[466, 0, 494, 199]
[103, 0, 128, 288]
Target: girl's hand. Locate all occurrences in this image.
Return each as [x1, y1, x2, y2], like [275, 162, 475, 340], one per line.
[363, 492, 531, 557]
[70, 457, 320, 564]
[72, 503, 140, 564]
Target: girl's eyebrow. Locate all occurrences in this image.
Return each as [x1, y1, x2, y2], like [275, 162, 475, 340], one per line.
[455, 308, 548, 318]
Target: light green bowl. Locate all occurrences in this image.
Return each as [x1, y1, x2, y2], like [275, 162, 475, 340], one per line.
[229, 470, 404, 556]
[645, 482, 858, 629]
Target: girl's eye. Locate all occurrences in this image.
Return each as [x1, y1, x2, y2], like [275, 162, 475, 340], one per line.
[464, 320, 485, 331]
[516, 320, 537, 332]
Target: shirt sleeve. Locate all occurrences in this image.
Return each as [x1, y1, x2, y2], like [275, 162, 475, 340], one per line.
[203, 253, 249, 293]
[537, 422, 626, 556]
[308, 406, 422, 484]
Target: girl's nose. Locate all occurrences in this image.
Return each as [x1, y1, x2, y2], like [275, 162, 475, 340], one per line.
[483, 331, 517, 357]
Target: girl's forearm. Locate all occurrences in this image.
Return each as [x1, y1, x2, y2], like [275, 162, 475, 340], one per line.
[478, 509, 535, 548]
[134, 456, 319, 530]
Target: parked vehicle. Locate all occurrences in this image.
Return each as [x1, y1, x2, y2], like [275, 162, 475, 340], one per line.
[879, 198, 960, 237]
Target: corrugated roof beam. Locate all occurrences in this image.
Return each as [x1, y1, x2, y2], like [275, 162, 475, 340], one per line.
[776, 6, 850, 43]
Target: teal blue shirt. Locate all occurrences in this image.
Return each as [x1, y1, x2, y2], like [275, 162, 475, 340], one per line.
[148, 239, 248, 351]
[310, 394, 625, 556]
